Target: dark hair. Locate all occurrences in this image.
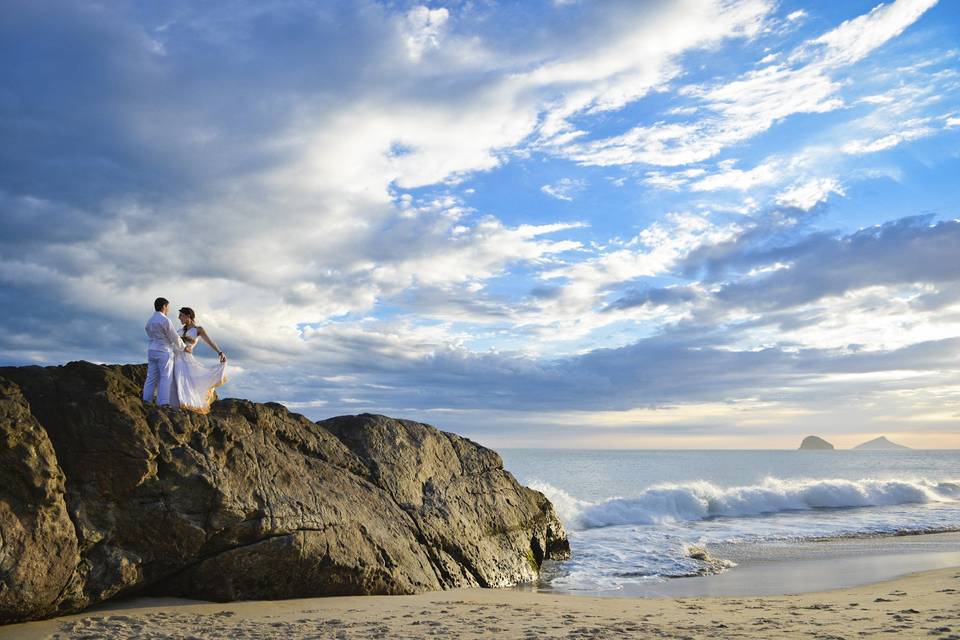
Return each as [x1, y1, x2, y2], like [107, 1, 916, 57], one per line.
[154, 297, 169, 311]
[179, 307, 196, 337]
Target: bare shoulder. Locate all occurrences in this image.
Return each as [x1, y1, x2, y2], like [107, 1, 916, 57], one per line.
[196, 325, 207, 335]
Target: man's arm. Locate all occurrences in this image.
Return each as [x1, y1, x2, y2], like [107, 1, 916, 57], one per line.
[163, 317, 186, 351]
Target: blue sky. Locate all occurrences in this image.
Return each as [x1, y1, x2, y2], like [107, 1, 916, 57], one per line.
[2, 0, 959, 448]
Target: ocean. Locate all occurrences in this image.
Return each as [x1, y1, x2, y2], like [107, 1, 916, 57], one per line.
[500, 449, 960, 594]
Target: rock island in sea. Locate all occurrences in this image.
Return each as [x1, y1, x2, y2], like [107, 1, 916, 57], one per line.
[0, 361, 569, 624]
[798, 435, 834, 449]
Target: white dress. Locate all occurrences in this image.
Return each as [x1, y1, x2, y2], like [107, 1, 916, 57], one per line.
[172, 326, 227, 414]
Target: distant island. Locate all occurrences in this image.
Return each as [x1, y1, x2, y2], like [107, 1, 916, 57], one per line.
[854, 436, 910, 450]
[797, 435, 911, 450]
[799, 435, 834, 450]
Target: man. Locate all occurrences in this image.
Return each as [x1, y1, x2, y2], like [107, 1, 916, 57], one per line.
[142, 297, 186, 406]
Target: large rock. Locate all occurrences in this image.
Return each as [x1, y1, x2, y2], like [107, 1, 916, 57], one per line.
[798, 435, 834, 450]
[0, 362, 569, 624]
[0, 380, 79, 621]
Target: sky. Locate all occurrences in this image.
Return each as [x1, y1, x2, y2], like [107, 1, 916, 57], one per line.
[2, 0, 959, 449]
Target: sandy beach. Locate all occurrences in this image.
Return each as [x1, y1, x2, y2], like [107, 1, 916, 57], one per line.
[4, 564, 958, 639]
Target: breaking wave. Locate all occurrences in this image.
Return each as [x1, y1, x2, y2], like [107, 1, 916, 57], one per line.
[529, 478, 960, 530]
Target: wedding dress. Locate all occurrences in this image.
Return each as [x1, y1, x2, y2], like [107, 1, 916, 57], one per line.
[172, 327, 227, 414]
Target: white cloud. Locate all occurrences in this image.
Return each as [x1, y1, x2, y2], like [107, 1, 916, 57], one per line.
[563, 0, 938, 168]
[691, 160, 781, 191]
[775, 177, 844, 210]
[803, 0, 939, 67]
[643, 168, 707, 190]
[541, 177, 587, 201]
[734, 285, 960, 354]
[841, 119, 936, 154]
[517, 213, 740, 346]
[527, 0, 773, 144]
[402, 6, 450, 61]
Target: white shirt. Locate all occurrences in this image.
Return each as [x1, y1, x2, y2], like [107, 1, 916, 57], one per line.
[145, 311, 186, 353]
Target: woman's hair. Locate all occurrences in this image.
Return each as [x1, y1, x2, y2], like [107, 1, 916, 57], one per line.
[179, 307, 196, 337]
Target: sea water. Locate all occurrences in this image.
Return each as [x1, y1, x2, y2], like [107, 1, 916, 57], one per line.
[500, 449, 960, 592]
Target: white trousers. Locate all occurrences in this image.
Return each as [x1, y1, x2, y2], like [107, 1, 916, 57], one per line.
[143, 349, 175, 405]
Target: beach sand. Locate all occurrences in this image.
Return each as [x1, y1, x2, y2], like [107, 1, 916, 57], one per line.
[4, 565, 958, 639]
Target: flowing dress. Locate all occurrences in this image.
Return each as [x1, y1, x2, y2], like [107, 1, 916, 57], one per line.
[172, 326, 227, 414]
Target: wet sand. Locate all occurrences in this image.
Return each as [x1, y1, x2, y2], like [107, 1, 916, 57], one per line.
[4, 565, 958, 639]
[592, 530, 960, 597]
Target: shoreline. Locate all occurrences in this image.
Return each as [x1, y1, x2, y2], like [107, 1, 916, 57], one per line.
[544, 530, 960, 598]
[5, 565, 958, 639]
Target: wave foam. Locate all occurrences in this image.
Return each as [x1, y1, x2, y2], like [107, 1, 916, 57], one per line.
[529, 478, 959, 530]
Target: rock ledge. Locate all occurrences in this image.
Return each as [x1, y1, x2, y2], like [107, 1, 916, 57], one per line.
[0, 361, 569, 624]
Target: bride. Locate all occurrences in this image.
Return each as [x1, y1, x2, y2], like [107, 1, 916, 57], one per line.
[172, 306, 228, 413]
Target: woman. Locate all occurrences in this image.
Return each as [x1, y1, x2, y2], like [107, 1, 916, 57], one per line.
[172, 307, 228, 414]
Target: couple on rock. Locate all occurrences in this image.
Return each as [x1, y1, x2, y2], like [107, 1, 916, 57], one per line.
[142, 297, 228, 414]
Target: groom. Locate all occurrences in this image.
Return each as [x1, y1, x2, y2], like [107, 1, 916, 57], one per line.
[142, 297, 185, 406]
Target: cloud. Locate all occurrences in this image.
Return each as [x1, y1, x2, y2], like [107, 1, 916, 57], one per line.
[402, 6, 449, 61]
[803, 0, 939, 67]
[1, 1, 958, 447]
[841, 118, 936, 154]
[564, 0, 939, 168]
[541, 177, 586, 201]
[643, 168, 707, 190]
[707, 216, 960, 312]
[774, 177, 844, 210]
[0, 1, 780, 360]
[691, 160, 781, 192]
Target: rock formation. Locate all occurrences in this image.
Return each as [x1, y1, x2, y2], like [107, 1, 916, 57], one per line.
[0, 362, 569, 624]
[853, 436, 909, 450]
[798, 435, 834, 450]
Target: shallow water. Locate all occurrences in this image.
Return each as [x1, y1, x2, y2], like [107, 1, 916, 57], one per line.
[500, 449, 960, 593]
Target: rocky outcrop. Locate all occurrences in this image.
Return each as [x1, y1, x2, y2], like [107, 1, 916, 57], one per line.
[0, 362, 569, 624]
[854, 436, 909, 450]
[799, 435, 834, 450]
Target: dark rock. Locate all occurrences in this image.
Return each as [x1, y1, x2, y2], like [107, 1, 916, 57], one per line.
[0, 361, 569, 623]
[799, 435, 834, 450]
[0, 379, 79, 621]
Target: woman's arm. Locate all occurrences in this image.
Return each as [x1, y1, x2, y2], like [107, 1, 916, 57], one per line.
[198, 327, 227, 362]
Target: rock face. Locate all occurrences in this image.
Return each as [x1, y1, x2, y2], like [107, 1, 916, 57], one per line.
[0, 362, 569, 624]
[854, 436, 909, 450]
[799, 435, 834, 450]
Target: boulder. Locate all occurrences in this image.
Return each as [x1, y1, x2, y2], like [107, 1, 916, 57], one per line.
[0, 362, 569, 623]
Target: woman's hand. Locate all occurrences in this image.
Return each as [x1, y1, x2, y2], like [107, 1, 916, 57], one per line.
[219, 351, 227, 363]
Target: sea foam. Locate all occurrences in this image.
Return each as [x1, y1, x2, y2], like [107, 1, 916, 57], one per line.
[529, 478, 960, 530]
